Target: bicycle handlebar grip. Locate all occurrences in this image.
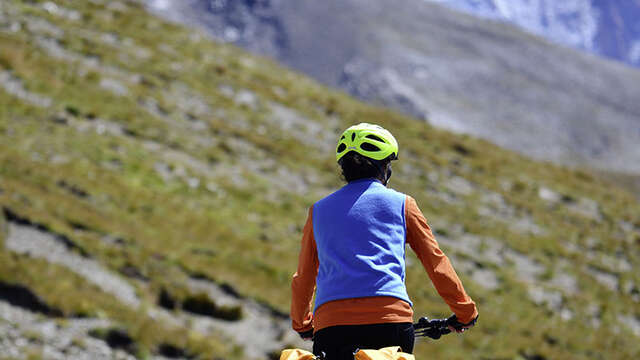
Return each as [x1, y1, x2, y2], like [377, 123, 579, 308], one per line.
[446, 314, 464, 331]
[416, 317, 430, 328]
[446, 314, 478, 331]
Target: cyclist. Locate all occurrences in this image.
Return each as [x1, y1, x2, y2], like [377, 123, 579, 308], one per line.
[290, 123, 478, 359]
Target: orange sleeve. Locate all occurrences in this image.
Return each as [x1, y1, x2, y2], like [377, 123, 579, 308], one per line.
[291, 206, 319, 333]
[405, 196, 478, 324]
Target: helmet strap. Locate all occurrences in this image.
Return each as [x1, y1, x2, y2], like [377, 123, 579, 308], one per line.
[385, 166, 392, 186]
[372, 160, 392, 186]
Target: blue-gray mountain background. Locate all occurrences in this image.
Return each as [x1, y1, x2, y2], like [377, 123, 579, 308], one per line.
[146, 0, 640, 176]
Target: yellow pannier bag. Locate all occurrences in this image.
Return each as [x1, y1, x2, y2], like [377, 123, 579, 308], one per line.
[279, 346, 415, 360]
[279, 348, 316, 360]
[354, 346, 415, 360]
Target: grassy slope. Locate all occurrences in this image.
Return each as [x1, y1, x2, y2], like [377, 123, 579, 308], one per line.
[0, 0, 639, 359]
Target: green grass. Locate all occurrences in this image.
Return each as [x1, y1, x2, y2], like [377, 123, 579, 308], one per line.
[0, 0, 639, 359]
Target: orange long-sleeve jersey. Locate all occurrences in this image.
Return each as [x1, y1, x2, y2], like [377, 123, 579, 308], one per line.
[291, 195, 478, 333]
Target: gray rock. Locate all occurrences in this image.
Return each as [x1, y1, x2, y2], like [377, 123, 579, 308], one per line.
[566, 197, 602, 221]
[34, 36, 136, 81]
[99, 78, 129, 96]
[234, 89, 259, 109]
[139, 97, 170, 120]
[508, 216, 546, 236]
[618, 314, 640, 337]
[448, 254, 500, 290]
[0, 71, 52, 108]
[503, 249, 544, 282]
[550, 270, 579, 295]
[24, 16, 65, 38]
[0, 300, 124, 360]
[538, 187, 561, 203]
[218, 84, 235, 98]
[267, 102, 334, 152]
[477, 191, 546, 236]
[527, 285, 563, 311]
[445, 176, 474, 196]
[598, 253, 632, 273]
[586, 266, 619, 292]
[437, 230, 506, 266]
[176, 278, 310, 359]
[164, 82, 212, 116]
[5, 222, 140, 307]
[42, 2, 81, 21]
[153, 161, 174, 182]
[470, 267, 500, 290]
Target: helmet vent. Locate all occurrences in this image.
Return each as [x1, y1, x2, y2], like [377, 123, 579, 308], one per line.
[340, 135, 345, 140]
[351, 133, 356, 141]
[365, 134, 384, 142]
[360, 142, 380, 152]
[337, 143, 347, 153]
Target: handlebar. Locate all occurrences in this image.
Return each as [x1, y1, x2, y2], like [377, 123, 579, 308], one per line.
[310, 316, 468, 359]
[413, 316, 452, 339]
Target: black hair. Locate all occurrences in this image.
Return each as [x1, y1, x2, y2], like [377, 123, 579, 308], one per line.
[339, 152, 392, 185]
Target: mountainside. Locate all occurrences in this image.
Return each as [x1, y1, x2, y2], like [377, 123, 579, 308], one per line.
[145, 0, 640, 176]
[1, 1, 640, 359]
[426, 0, 640, 68]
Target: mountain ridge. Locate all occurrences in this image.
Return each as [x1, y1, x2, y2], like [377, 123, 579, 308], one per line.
[426, 0, 640, 68]
[144, 0, 640, 175]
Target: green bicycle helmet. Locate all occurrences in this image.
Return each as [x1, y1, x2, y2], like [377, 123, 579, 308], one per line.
[336, 123, 398, 162]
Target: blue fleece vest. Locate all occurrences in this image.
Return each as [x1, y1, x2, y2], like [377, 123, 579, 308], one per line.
[312, 178, 411, 311]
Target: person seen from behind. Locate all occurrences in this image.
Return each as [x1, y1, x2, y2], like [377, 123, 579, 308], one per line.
[290, 123, 478, 359]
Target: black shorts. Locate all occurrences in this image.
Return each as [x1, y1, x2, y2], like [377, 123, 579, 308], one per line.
[312, 322, 414, 360]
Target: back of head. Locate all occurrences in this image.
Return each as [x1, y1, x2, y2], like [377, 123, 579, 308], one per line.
[335, 123, 398, 185]
[339, 152, 390, 184]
